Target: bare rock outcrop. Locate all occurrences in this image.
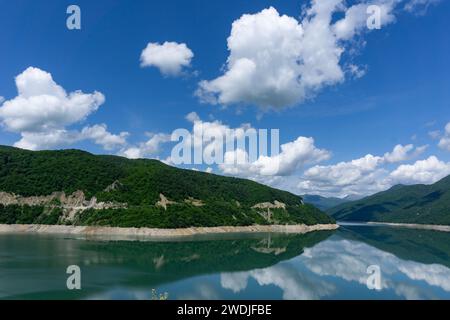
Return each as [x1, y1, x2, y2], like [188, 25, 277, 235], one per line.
[184, 197, 204, 207]
[0, 190, 127, 222]
[252, 201, 286, 210]
[251, 201, 287, 222]
[156, 194, 176, 210]
[104, 180, 123, 192]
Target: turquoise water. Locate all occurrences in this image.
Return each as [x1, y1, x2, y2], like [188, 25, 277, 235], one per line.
[1, 225, 450, 300]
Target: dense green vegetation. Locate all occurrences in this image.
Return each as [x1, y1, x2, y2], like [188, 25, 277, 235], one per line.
[301, 194, 349, 211]
[0, 205, 62, 225]
[72, 203, 329, 228]
[327, 176, 450, 225]
[0, 145, 334, 227]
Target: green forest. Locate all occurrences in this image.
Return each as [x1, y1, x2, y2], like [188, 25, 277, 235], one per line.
[0, 145, 334, 228]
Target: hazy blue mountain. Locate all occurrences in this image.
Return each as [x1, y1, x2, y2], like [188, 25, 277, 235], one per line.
[302, 194, 350, 211]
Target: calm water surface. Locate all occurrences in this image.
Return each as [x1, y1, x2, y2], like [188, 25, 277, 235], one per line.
[1, 225, 450, 300]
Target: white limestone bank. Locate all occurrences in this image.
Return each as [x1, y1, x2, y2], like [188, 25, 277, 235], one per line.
[0, 223, 339, 240]
[366, 222, 450, 232]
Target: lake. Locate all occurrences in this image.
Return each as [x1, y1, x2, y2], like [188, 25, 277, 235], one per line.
[1, 224, 450, 300]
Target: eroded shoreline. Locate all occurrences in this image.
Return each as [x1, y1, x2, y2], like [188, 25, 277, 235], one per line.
[0, 223, 339, 239]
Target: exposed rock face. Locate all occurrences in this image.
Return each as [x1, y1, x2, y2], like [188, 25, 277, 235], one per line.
[156, 194, 176, 210]
[103, 180, 123, 192]
[252, 201, 287, 223]
[0, 191, 127, 222]
[252, 201, 287, 210]
[184, 197, 204, 207]
[0, 191, 62, 206]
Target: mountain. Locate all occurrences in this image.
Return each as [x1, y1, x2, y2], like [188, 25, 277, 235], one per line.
[343, 194, 364, 201]
[301, 194, 349, 211]
[327, 176, 450, 225]
[0, 145, 334, 228]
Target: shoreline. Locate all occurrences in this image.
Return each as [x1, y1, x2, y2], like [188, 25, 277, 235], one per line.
[344, 221, 450, 232]
[0, 223, 339, 239]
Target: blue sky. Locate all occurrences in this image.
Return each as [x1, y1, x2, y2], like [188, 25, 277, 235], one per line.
[0, 0, 449, 197]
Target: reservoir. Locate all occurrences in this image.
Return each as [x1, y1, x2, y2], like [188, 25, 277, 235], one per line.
[1, 224, 450, 300]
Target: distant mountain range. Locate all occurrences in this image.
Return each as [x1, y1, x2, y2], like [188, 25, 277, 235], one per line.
[0, 146, 334, 228]
[301, 195, 350, 211]
[327, 175, 450, 225]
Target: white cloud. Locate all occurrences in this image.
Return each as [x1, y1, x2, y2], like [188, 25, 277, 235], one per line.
[178, 113, 330, 177]
[428, 130, 441, 140]
[121, 112, 250, 160]
[140, 41, 194, 76]
[219, 137, 330, 177]
[404, 0, 441, 14]
[124, 112, 329, 178]
[0, 67, 104, 133]
[14, 130, 80, 150]
[389, 156, 450, 185]
[0, 67, 127, 151]
[298, 154, 389, 197]
[12, 124, 128, 151]
[121, 133, 171, 159]
[383, 144, 427, 163]
[296, 144, 430, 197]
[197, 1, 399, 110]
[0, 96, 4, 104]
[438, 122, 450, 151]
[80, 124, 129, 151]
[333, 1, 396, 40]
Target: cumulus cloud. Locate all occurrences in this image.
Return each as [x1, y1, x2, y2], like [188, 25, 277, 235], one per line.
[438, 122, 450, 151]
[0, 67, 128, 151]
[219, 137, 330, 177]
[140, 41, 194, 76]
[383, 144, 427, 163]
[12, 124, 128, 151]
[197, 0, 399, 110]
[388, 156, 450, 185]
[179, 113, 330, 176]
[333, 1, 396, 40]
[121, 133, 171, 159]
[14, 130, 80, 150]
[80, 124, 129, 151]
[120, 112, 251, 160]
[298, 154, 389, 197]
[296, 144, 430, 197]
[0, 67, 104, 133]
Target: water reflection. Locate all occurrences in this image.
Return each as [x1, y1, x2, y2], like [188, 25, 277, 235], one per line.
[1, 226, 450, 300]
[0, 231, 332, 299]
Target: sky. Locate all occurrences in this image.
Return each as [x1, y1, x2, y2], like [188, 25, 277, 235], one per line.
[0, 0, 449, 198]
